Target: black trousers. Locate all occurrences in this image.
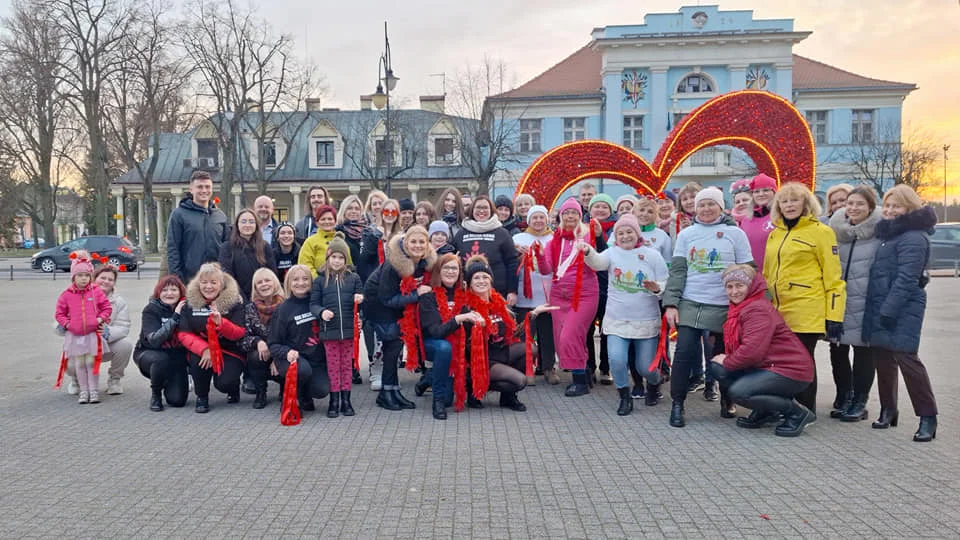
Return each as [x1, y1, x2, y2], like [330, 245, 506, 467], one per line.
[710, 364, 809, 414]
[586, 294, 609, 374]
[272, 354, 329, 399]
[244, 350, 271, 389]
[188, 352, 244, 399]
[794, 333, 820, 413]
[134, 349, 188, 407]
[514, 307, 556, 372]
[671, 325, 723, 401]
[829, 343, 875, 399]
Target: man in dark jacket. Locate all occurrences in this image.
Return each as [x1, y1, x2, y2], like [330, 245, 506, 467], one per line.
[166, 171, 229, 283]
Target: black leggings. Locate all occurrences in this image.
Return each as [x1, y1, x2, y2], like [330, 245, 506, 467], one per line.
[671, 325, 723, 401]
[710, 364, 809, 414]
[514, 307, 556, 372]
[188, 352, 243, 399]
[244, 350, 271, 389]
[272, 354, 329, 399]
[135, 349, 188, 407]
[488, 343, 528, 394]
[586, 295, 608, 374]
[794, 333, 820, 413]
[829, 343, 874, 397]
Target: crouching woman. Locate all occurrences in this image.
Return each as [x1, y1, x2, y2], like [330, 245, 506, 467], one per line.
[709, 265, 816, 437]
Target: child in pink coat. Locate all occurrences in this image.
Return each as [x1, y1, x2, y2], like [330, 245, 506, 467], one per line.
[55, 251, 112, 403]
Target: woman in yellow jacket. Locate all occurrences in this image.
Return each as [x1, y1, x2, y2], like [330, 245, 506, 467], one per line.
[299, 205, 353, 278]
[763, 182, 846, 418]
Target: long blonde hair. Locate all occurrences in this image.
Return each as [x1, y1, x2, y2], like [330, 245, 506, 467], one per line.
[770, 182, 823, 223]
[251, 267, 284, 303]
[283, 264, 313, 298]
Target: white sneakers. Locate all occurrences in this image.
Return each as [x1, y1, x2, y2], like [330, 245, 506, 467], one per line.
[78, 391, 89, 404]
[67, 379, 79, 395]
[89, 390, 101, 403]
[106, 378, 123, 395]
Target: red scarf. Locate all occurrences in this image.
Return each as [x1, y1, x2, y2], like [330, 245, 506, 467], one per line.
[548, 224, 595, 311]
[399, 272, 431, 371]
[54, 331, 103, 389]
[465, 291, 517, 400]
[675, 212, 693, 236]
[647, 316, 672, 373]
[377, 239, 385, 265]
[723, 289, 766, 355]
[206, 317, 224, 375]
[435, 286, 469, 411]
[519, 242, 542, 299]
[524, 313, 535, 377]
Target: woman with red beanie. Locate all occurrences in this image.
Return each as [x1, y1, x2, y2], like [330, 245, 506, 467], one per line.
[740, 173, 777, 268]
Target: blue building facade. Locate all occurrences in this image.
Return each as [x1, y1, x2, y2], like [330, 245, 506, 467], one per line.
[485, 5, 916, 203]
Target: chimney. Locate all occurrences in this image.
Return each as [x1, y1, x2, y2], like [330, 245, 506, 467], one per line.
[305, 97, 322, 111]
[360, 95, 372, 111]
[419, 95, 445, 114]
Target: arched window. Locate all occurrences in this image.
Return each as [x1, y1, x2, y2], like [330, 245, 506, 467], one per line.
[676, 73, 715, 94]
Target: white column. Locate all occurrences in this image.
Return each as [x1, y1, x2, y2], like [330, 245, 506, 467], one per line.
[649, 66, 669, 159]
[231, 185, 242, 215]
[289, 185, 303, 223]
[111, 187, 124, 236]
[137, 196, 146, 246]
[407, 183, 420, 203]
[728, 63, 748, 91]
[774, 62, 793, 99]
[155, 197, 166, 250]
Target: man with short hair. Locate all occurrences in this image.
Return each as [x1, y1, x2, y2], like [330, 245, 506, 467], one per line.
[254, 195, 278, 243]
[578, 183, 597, 222]
[166, 170, 228, 282]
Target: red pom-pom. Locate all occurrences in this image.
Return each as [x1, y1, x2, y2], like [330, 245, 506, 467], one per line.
[69, 252, 77, 260]
[213, 197, 221, 205]
[118, 264, 127, 272]
[91, 252, 99, 259]
[99, 256, 108, 264]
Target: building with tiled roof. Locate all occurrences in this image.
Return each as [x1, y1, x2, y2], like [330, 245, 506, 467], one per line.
[484, 5, 916, 201]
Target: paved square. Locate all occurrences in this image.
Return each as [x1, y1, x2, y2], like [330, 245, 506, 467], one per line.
[1, 273, 959, 537]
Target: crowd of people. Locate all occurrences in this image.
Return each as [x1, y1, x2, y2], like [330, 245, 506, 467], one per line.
[52, 169, 939, 441]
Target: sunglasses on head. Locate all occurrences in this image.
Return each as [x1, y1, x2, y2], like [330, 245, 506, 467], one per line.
[382, 208, 399, 217]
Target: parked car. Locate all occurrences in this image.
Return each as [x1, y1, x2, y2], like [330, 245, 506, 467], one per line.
[930, 223, 960, 270]
[31, 236, 144, 273]
[21, 238, 46, 249]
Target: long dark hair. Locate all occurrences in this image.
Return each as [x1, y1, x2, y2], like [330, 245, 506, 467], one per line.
[435, 187, 464, 222]
[231, 209, 268, 265]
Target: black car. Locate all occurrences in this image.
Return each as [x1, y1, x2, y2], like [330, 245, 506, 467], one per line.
[31, 235, 145, 273]
[930, 223, 960, 270]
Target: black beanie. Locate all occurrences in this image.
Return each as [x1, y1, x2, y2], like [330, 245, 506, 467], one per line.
[464, 255, 493, 285]
[399, 198, 415, 212]
[494, 195, 513, 212]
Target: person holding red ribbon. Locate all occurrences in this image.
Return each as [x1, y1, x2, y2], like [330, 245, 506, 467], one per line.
[462, 255, 531, 412]
[177, 262, 247, 413]
[535, 197, 600, 397]
[363, 226, 437, 411]
[54, 251, 112, 404]
[512, 204, 558, 385]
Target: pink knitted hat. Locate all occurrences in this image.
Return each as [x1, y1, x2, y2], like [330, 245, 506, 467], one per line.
[750, 173, 777, 191]
[70, 250, 95, 279]
[558, 197, 582, 218]
[612, 213, 642, 247]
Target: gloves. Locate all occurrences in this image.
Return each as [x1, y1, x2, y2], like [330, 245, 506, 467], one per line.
[102, 326, 110, 340]
[55, 324, 67, 336]
[825, 320, 843, 342]
[879, 315, 897, 330]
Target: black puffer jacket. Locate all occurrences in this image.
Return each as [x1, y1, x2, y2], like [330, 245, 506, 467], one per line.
[268, 294, 322, 363]
[135, 298, 182, 353]
[363, 235, 438, 323]
[166, 195, 229, 283]
[310, 270, 362, 340]
[218, 242, 276, 301]
[358, 226, 384, 282]
[419, 286, 460, 339]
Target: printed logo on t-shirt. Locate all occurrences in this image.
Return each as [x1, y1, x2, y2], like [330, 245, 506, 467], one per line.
[611, 266, 654, 295]
[687, 245, 724, 273]
[294, 312, 317, 325]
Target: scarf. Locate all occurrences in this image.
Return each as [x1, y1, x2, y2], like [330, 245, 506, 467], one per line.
[519, 242, 542, 299]
[442, 211, 459, 225]
[340, 219, 365, 241]
[465, 291, 517, 400]
[549, 224, 594, 311]
[598, 218, 616, 240]
[206, 317, 224, 375]
[753, 205, 771, 219]
[675, 211, 694, 236]
[462, 216, 503, 233]
[723, 289, 767, 355]
[435, 286, 469, 410]
[515, 218, 528, 232]
[399, 272, 431, 371]
[253, 294, 284, 325]
[640, 223, 656, 233]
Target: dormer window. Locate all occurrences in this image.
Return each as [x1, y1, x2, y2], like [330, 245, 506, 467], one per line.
[316, 140, 335, 166]
[262, 141, 277, 168]
[308, 119, 343, 169]
[434, 138, 455, 164]
[677, 74, 714, 94]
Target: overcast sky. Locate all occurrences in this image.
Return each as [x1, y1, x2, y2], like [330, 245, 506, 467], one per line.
[2, 0, 958, 195]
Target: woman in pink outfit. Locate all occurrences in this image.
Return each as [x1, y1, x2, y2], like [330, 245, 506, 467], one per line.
[739, 173, 778, 269]
[535, 197, 599, 397]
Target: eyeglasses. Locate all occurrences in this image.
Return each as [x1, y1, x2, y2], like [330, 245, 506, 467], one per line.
[382, 209, 399, 217]
[441, 265, 460, 272]
[238, 219, 257, 225]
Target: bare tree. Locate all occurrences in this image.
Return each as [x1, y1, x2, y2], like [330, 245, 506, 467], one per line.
[0, 0, 70, 245]
[103, 0, 189, 252]
[341, 109, 428, 192]
[182, 0, 320, 216]
[448, 56, 522, 195]
[843, 122, 940, 197]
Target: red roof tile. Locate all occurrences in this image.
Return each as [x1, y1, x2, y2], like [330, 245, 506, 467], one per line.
[491, 47, 914, 100]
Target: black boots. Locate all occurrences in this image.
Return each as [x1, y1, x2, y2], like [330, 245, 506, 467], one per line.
[645, 384, 661, 407]
[872, 408, 899, 429]
[564, 372, 590, 397]
[150, 387, 164, 412]
[195, 396, 210, 414]
[499, 392, 527, 412]
[376, 389, 401, 411]
[226, 391, 240, 404]
[414, 374, 431, 397]
[775, 401, 816, 437]
[299, 397, 315, 411]
[393, 389, 416, 409]
[703, 381, 719, 402]
[327, 392, 340, 418]
[736, 409, 781, 429]
[467, 395, 484, 409]
[830, 390, 854, 419]
[340, 390, 355, 416]
[616, 387, 633, 416]
[352, 368, 362, 385]
[669, 400, 685, 427]
[242, 376, 257, 395]
[720, 393, 737, 418]
[252, 385, 267, 410]
[432, 399, 447, 420]
[840, 394, 868, 422]
[913, 416, 937, 442]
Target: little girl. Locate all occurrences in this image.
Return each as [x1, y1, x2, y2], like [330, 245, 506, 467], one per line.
[582, 214, 668, 416]
[55, 251, 112, 404]
[310, 233, 363, 418]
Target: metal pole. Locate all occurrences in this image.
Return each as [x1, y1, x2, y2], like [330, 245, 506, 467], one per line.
[9, 264, 12, 281]
[945, 145, 950, 223]
[384, 22, 392, 198]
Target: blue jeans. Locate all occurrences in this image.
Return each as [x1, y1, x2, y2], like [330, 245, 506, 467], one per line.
[606, 334, 661, 389]
[424, 338, 453, 404]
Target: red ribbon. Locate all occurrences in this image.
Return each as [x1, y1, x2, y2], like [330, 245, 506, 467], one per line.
[352, 300, 361, 372]
[399, 274, 430, 371]
[54, 331, 105, 389]
[648, 316, 672, 373]
[280, 358, 301, 426]
[54, 352, 69, 389]
[524, 312, 535, 377]
[469, 323, 489, 400]
[377, 239, 385, 265]
[435, 286, 468, 411]
[570, 250, 586, 312]
[521, 243, 541, 300]
[206, 317, 223, 375]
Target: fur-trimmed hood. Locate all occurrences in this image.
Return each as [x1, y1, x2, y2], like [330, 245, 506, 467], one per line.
[830, 207, 882, 243]
[876, 205, 937, 240]
[186, 270, 243, 312]
[386, 233, 437, 278]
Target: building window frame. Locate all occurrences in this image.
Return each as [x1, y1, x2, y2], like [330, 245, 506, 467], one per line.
[622, 115, 644, 150]
[563, 117, 586, 143]
[805, 110, 829, 145]
[676, 73, 716, 95]
[851, 109, 874, 144]
[519, 119, 542, 153]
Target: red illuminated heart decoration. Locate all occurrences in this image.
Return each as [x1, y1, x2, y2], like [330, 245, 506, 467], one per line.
[515, 90, 816, 209]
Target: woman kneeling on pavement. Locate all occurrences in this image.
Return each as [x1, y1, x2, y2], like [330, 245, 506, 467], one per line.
[710, 265, 816, 437]
[178, 262, 247, 413]
[241, 268, 284, 409]
[268, 264, 331, 413]
[134, 275, 189, 411]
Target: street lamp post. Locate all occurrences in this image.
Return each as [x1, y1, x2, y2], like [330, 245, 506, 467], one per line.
[371, 22, 398, 197]
[945, 145, 951, 223]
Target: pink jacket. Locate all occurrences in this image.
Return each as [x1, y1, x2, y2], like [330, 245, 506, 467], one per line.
[739, 212, 774, 270]
[55, 284, 112, 337]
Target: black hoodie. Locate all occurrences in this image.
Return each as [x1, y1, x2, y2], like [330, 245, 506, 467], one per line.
[166, 195, 229, 283]
[268, 294, 322, 363]
[135, 298, 182, 353]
